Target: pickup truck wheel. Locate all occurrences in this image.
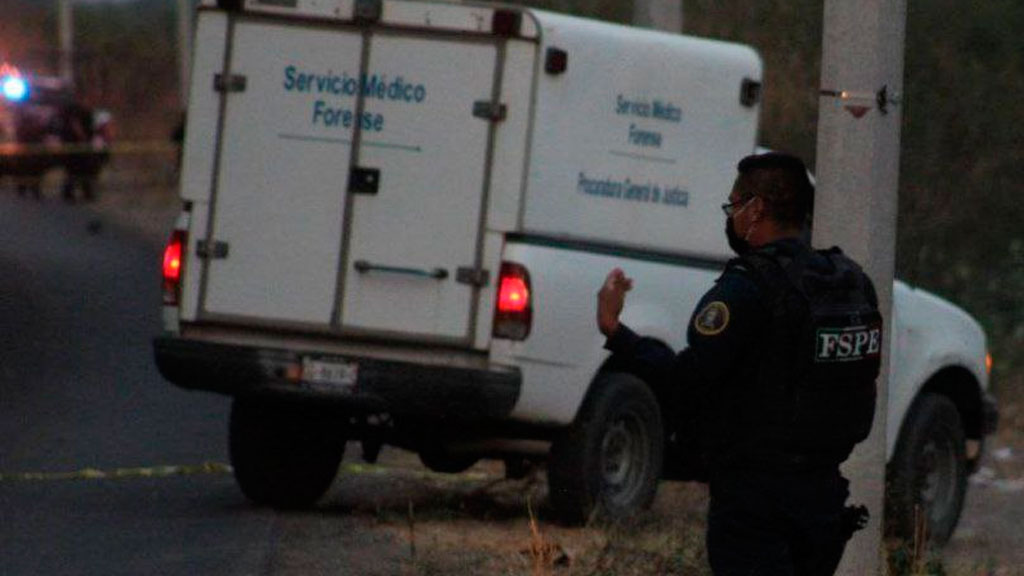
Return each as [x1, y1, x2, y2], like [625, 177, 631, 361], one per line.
[418, 448, 480, 474]
[229, 399, 345, 509]
[886, 393, 967, 546]
[548, 372, 663, 524]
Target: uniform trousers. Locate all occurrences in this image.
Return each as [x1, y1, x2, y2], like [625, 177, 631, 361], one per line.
[707, 467, 851, 576]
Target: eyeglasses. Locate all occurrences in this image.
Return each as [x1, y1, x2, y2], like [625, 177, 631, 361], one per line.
[721, 197, 753, 217]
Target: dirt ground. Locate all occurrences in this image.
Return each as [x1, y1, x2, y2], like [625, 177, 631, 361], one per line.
[33, 159, 1024, 575]
[942, 409, 1024, 576]
[221, 436, 1024, 576]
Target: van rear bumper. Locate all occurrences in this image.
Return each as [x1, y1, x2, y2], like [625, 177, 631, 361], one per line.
[153, 337, 521, 420]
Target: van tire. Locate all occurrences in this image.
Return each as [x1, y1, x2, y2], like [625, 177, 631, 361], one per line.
[418, 448, 480, 474]
[229, 398, 345, 509]
[548, 372, 663, 524]
[886, 393, 967, 546]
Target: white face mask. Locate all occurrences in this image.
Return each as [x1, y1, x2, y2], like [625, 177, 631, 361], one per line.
[725, 197, 757, 255]
[734, 197, 758, 241]
[732, 196, 753, 215]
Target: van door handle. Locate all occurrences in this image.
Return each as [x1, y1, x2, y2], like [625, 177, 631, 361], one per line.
[353, 260, 448, 280]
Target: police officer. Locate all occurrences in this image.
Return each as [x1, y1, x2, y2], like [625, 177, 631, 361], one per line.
[56, 98, 100, 203]
[597, 152, 880, 575]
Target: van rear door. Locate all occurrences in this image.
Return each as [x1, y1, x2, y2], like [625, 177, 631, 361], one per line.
[197, 16, 501, 344]
[199, 19, 361, 328]
[339, 34, 498, 342]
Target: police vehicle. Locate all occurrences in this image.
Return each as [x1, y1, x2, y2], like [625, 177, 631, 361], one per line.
[154, 0, 996, 545]
[0, 64, 111, 195]
[1, 65, 62, 189]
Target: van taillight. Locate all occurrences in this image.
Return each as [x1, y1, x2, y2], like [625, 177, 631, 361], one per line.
[493, 262, 531, 340]
[162, 229, 185, 306]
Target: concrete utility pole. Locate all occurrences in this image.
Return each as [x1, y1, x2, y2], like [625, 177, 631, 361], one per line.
[58, 0, 74, 86]
[178, 0, 195, 108]
[814, 0, 906, 573]
[632, 0, 682, 33]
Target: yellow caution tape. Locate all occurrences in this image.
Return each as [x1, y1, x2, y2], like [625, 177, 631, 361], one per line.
[343, 462, 391, 475]
[0, 461, 232, 482]
[339, 462, 492, 483]
[0, 460, 495, 484]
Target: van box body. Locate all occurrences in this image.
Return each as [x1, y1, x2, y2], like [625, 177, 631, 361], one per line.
[176, 0, 761, 351]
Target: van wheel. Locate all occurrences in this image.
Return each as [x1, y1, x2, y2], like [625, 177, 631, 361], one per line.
[548, 372, 663, 524]
[886, 393, 967, 546]
[418, 447, 480, 474]
[229, 398, 346, 509]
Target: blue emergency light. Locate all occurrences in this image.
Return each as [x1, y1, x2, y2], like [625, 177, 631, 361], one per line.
[2, 75, 29, 102]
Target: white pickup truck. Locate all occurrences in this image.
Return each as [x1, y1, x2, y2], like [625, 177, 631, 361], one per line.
[155, 0, 996, 544]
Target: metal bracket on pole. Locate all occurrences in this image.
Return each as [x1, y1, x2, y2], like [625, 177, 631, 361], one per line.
[876, 85, 902, 115]
[820, 85, 902, 116]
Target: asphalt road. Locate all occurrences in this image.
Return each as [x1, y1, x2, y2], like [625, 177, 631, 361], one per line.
[0, 192, 492, 576]
[0, 194, 270, 575]
[0, 195, 227, 472]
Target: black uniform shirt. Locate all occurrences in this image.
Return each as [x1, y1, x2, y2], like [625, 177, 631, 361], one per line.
[604, 243, 794, 473]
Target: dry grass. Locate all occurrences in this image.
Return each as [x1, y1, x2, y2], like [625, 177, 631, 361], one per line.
[995, 372, 1024, 455]
[388, 466, 1022, 576]
[381, 473, 711, 576]
[884, 506, 945, 576]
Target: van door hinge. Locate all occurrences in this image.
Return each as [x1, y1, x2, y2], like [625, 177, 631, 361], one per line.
[197, 240, 230, 259]
[472, 101, 507, 122]
[214, 74, 247, 93]
[456, 267, 490, 287]
[353, 0, 382, 23]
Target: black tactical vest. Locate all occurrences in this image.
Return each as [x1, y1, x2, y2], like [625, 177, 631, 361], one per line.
[734, 242, 881, 465]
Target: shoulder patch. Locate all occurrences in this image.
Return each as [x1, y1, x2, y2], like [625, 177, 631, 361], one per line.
[694, 301, 730, 336]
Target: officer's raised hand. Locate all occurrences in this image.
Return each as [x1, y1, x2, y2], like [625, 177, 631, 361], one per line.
[597, 268, 633, 337]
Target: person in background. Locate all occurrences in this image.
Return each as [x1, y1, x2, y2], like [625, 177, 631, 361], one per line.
[57, 97, 108, 203]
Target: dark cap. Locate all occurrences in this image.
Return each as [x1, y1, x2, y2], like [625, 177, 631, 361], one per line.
[735, 151, 815, 227]
[738, 151, 810, 180]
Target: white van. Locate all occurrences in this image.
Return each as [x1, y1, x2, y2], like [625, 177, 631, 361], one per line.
[156, 0, 996, 543]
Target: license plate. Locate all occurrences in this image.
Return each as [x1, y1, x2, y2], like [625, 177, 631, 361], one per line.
[301, 357, 358, 388]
